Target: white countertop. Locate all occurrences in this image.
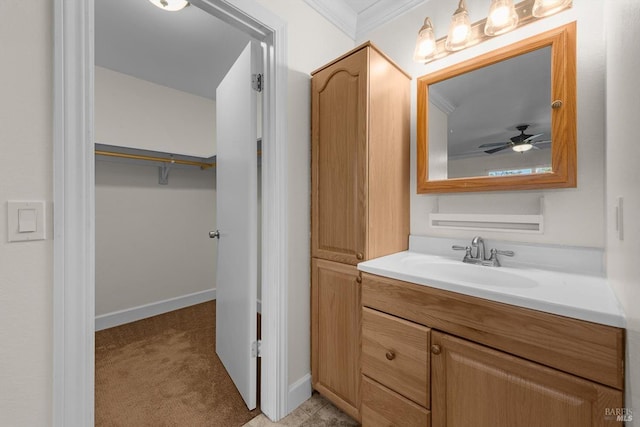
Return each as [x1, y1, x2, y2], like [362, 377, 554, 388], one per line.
[358, 250, 626, 328]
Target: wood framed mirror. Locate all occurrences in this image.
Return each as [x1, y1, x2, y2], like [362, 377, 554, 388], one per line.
[417, 22, 576, 193]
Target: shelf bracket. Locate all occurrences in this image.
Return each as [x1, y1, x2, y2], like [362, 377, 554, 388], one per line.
[158, 160, 173, 185]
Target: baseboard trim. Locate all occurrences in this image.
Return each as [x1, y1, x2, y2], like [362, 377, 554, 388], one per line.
[287, 373, 312, 414]
[95, 289, 216, 331]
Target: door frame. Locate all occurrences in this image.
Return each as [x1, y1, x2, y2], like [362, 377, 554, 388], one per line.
[52, 1, 289, 425]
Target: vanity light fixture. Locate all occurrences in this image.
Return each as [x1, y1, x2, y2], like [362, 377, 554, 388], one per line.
[413, 0, 572, 64]
[147, 0, 189, 12]
[445, 0, 472, 52]
[532, 0, 572, 17]
[413, 18, 437, 62]
[485, 0, 519, 36]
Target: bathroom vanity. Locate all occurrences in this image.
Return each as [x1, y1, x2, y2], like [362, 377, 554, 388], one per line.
[358, 239, 625, 427]
[310, 23, 625, 427]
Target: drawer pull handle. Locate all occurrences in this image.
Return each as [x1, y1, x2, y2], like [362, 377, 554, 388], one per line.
[356, 252, 364, 260]
[385, 351, 396, 361]
[431, 344, 442, 355]
[355, 275, 362, 284]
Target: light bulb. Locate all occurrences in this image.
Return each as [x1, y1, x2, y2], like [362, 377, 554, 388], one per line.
[147, 0, 190, 12]
[445, 0, 472, 52]
[413, 18, 437, 62]
[485, 0, 518, 36]
[532, 0, 571, 18]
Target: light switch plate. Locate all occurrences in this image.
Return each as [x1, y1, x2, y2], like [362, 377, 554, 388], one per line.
[7, 201, 46, 242]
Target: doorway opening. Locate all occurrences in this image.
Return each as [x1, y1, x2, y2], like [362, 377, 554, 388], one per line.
[53, 0, 289, 424]
[93, 0, 263, 421]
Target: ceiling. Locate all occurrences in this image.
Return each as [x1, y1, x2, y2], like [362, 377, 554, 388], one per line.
[95, 0, 424, 100]
[95, 0, 252, 100]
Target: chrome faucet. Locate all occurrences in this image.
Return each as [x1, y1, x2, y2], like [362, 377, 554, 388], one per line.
[452, 236, 514, 267]
[471, 236, 486, 261]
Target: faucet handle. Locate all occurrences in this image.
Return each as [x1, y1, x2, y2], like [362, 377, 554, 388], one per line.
[452, 245, 472, 259]
[491, 248, 514, 257]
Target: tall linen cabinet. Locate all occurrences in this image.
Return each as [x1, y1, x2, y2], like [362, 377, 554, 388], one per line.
[310, 42, 410, 420]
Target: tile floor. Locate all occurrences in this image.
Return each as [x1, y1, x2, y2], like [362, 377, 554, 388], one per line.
[242, 393, 359, 427]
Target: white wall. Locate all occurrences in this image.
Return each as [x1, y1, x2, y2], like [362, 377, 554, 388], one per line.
[95, 161, 216, 316]
[360, 0, 606, 248]
[0, 1, 53, 425]
[95, 66, 217, 157]
[255, 0, 354, 394]
[605, 0, 640, 422]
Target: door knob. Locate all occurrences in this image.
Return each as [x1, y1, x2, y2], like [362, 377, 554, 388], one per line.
[209, 230, 220, 239]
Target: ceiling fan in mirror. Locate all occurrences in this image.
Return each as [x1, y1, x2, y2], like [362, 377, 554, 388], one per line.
[479, 124, 551, 154]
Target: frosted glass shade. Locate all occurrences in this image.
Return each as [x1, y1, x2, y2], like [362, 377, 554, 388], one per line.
[532, 0, 571, 18]
[512, 143, 533, 152]
[147, 0, 189, 12]
[413, 18, 437, 62]
[445, 1, 472, 52]
[485, 0, 519, 36]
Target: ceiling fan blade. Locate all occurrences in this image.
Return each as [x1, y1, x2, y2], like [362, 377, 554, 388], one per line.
[484, 145, 511, 154]
[524, 133, 544, 142]
[479, 141, 510, 148]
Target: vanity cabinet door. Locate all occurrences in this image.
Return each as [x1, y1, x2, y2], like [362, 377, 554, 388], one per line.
[311, 48, 368, 265]
[431, 331, 623, 427]
[311, 258, 361, 419]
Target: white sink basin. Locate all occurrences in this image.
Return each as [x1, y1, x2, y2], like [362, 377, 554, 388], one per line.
[400, 255, 538, 289]
[357, 249, 625, 328]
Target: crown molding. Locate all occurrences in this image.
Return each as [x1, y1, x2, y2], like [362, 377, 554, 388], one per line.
[304, 0, 358, 39]
[305, 0, 425, 41]
[356, 0, 425, 40]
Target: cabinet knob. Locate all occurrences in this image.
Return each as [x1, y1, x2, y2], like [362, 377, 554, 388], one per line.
[356, 252, 364, 260]
[551, 99, 563, 109]
[431, 345, 441, 355]
[385, 351, 396, 361]
[355, 275, 362, 284]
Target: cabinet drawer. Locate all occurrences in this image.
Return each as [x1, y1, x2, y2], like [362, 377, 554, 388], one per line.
[362, 307, 430, 407]
[362, 376, 430, 427]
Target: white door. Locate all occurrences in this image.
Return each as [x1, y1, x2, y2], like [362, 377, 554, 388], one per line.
[215, 41, 261, 410]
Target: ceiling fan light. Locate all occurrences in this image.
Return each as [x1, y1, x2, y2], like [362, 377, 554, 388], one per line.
[413, 17, 437, 62]
[532, 0, 571, 18]
[445, 0, 472, 52]
[147, 0, 190, 12]
[485, 0, 519, 36]
[512, 143, 533, 152]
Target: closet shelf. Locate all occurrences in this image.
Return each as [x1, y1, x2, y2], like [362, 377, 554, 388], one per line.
[95, 149, 215, 169]
[95, 144, 216, 169]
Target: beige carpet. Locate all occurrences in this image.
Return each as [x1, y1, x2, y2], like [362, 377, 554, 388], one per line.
[95, 301, 260, 426]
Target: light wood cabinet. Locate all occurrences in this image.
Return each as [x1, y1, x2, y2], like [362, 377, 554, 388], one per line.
[311, 42, 410, 266]
[361, 273, 625, 427]
[431, 331, 622, 427]
[311, 258, 361, 419]
[310, 42, 410, 421]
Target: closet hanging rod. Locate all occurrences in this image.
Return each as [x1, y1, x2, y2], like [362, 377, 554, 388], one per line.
[95, 150, 215, 169]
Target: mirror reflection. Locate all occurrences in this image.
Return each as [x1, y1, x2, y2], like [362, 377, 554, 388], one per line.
[428, 46, 552, 180]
